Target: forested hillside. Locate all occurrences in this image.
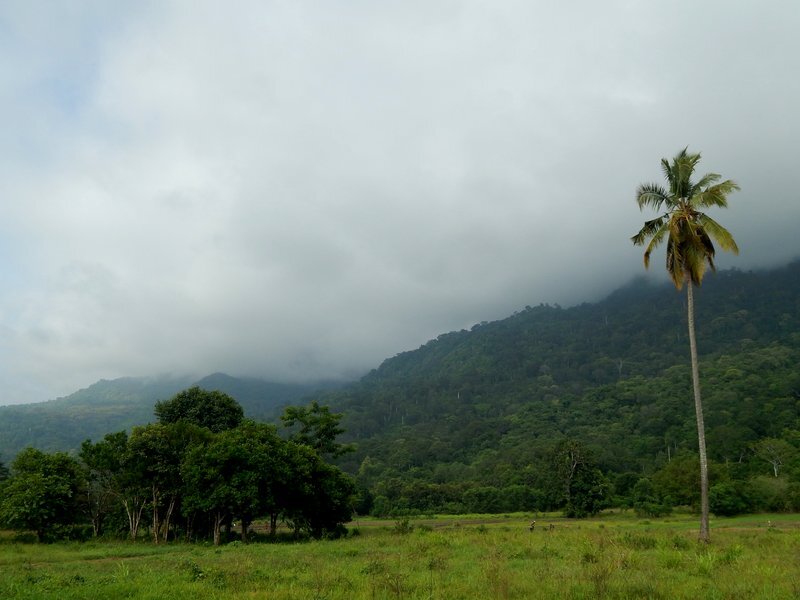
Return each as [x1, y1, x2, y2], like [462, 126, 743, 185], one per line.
[1, 261, 798, 518]
[324, 262, 800, 515]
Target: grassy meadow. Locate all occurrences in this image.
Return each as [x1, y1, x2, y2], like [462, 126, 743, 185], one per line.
[1, 513, 799, 599]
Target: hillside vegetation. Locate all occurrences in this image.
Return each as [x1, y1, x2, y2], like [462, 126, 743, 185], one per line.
[325, 262, 800, 515]
[1, 261, 798, 517]
[0, 374, 339, 460]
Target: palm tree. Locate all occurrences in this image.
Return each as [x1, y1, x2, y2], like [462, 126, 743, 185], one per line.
[631, 148, 739, 543]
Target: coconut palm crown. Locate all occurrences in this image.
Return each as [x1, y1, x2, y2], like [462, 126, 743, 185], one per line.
[631, 147, 740, 286]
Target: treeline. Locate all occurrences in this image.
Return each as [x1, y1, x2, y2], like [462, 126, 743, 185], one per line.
[358, 437, 800, 519]
[0, 388, 355, 544]
[343, 342, 800, 518]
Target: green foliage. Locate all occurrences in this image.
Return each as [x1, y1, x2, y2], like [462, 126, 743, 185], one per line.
[709, 481, 753, 516]
[182, 422, 285, 544]
[281, 401, 355, 459]
[631, 478, 672, 518]
[2, 262, 800, 523]
[392, 518, 414, 534]
[281, 445, 356, 538]
[551, 440, 609, 518]
[632, 147, 739, 287]
[79, 431, 129, 537]
[0, 448, 85, 541]
[0, 376, 332, 461]
[327, 262, 800, 516]
[127, 422, 213, 542]
[155, 387, 244, 433]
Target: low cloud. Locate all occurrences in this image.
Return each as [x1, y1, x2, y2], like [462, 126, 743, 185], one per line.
[1, 1, 798, 403]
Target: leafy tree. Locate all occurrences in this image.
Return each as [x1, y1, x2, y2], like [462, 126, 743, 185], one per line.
[79, 431, 128, 537]
[182, 421, 286, 544]
[282, 401, 354, 459]
[631, 147, 739, 542]
[127, 422, 212, 543]
[462, 486, 503, 514]
[0, 448, 85, 541]
[709, 481, 753, 516]
[0, 459, 8, 482]
[155, 386, 244, 433]
[281, 443, 355, 538]
[651, 451, 701, 508]
[551, 439, 608, 517]
[182, 432, 247, 545]
[632, 478, 672, 518]
[117, 443, 150, 541]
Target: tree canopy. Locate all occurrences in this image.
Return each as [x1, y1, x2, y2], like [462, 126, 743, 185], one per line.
[154, 386, 244, 433]
[0, 448, 85, 541]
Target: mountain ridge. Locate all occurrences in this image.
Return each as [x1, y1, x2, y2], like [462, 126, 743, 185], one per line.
[1, 260, 798, 478]
[0, 373, 343, 459]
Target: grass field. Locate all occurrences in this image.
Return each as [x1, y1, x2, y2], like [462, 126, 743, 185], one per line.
[1, 513, 799, 599]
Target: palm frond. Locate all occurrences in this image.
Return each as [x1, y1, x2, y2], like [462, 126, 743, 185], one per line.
[692, 179, 740, 209]
[672, 150, 701, 199]
[639, 221, 670, 269]
[631, 216, 666, 246]
[665, 236, 685, 289]
[691, 172, 721, 194]
[636, 184, 669, 210]
[697, 213, 739, 254]
[683, 241, 710, 285]
[660, 157, 672, 183]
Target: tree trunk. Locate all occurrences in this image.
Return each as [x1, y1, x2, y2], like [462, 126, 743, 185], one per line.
[123, 496, 145, 541]
[213, 511, 224, 546]
[241, 517, 251, 543]
[151, 487, 161, 544]
[270, 513, 278, 536]
[687, 282, 710, 543]
[161, 496, 176, 543]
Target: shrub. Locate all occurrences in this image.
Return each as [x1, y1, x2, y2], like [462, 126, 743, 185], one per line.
[393, 518, 414, 535]
[634, 502, 672, 518]
[709, 481, 753, 516]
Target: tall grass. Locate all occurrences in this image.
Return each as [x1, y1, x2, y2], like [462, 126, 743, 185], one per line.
[1, 514, 798, 599]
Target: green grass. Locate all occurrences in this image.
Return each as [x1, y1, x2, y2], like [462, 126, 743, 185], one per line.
[1, 513, 799, 599]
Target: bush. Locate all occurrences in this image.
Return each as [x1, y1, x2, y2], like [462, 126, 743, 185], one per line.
[370, 495, 391, 517]
[748, 476, 789, 512]
[634, 502, 672, 518]
[710, 481, 753, 516]
[393, 519, 414, 535]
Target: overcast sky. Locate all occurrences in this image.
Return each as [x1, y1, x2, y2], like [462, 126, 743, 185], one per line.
[1, 1, 798, 405]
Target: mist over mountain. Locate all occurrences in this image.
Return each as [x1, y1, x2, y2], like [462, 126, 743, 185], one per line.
[0, 374, 342, 460]
[323, 261, 800, 490]
[1, 261, 798, 486]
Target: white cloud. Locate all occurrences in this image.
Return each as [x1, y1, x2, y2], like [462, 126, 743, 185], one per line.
[1, 0, 799, 403]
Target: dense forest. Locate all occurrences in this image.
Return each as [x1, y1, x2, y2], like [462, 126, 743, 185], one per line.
[1, 261, 799, 529]
[325, 261, 800, 517]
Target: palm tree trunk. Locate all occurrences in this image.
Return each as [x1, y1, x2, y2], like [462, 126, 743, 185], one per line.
[687, 282, 710, 543]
